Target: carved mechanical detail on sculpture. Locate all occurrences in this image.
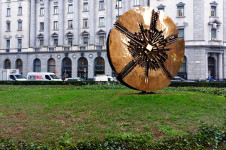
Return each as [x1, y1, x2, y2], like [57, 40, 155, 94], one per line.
[107, 7, 185, 92]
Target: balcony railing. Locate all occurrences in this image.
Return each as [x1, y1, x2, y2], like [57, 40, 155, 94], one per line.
[95, 45, 104, 50]
[35, 48, 41, 52]
[49, 48, 55, 51]
[80, 46, 87, 50]
[64, 47, 70, 51]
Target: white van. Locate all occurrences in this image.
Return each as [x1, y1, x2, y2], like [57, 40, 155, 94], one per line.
[94, 74, 117, 81]
[27, 72, 62, 81]
[0, 69, 26, 81]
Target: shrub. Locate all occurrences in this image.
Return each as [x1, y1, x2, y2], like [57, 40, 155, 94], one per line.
[0, 81, 225, 88]
[0, 125, 225, 149]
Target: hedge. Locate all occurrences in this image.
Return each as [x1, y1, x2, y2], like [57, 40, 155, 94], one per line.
[0, 125, 225, 150]
[0, 81, 225, 87]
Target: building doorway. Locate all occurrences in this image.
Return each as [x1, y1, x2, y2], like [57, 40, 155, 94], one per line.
[62, 57, 72, 78]
[208, 57, 216, 79]
[78, 57, 88, 79]
[16, 59, 23, 74]
[94, 57, 105, 76]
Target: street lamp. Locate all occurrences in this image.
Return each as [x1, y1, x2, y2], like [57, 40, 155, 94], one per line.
[116, 0, 120, 19]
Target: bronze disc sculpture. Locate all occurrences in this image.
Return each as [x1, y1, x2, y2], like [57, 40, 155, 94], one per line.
[107, 7, 185, 92]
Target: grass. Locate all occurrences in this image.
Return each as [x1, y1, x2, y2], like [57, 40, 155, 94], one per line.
[0, 85, 225, 143]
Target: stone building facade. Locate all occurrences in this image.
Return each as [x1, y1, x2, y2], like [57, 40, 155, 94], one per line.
[150, 0, 226, 80]
[0, 0, 149, 79]
[0, 0, 225, 81]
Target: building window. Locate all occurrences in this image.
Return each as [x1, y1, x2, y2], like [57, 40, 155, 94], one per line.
[134, 0, 140, 6]
[177, 6, 184, 17]
[48, 58, 56, 73]
[18, 21, 22, 30]
[83, 19, 88, 28]
[18, 39, 22, 48]
[54, 21, 58, 30]
[6, 22, 10, 31]
[83, 2, 88, 11]
[99, 1, 104, 10]
[33, 58, 41, 72]
[99, 36, 104, 45]
[68, 20, 73, 29]
[83, 37, 88, 45]
[68, 4, 73, 13]
[6, 40, 10, 49]
[211, 28, 216, 40]
[40, 22, 44, 31]
[4, 59, 11, 69]
[116, 0, 122, 8]
[18, 7, 22, 15]
[211, 6, 216, 17]
[68, 38, 73, 46]
[99, 17, 105, 27]
[40, 38, 44, 47]
[54, 39, 58, 46]
[94, 57, 105, 76]
[54, 6, 58, 14]
[158, 8, 164, 11]
[7, 8, 10, 16]
[40, 8, 44, 16]
[178, 28, 184, 38]
[157, 4, 165, 12]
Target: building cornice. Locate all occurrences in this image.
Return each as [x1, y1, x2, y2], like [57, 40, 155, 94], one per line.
[0, 49, 107, 55]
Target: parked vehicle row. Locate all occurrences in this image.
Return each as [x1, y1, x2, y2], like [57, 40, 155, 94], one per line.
[1, 69, 203, 82]
[0, 69, 117, 82]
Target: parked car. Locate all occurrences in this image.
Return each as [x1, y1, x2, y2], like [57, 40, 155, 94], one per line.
[94, 75, 117, 81]
[171, 76, 195, 82]
[66, 78, 85, 81]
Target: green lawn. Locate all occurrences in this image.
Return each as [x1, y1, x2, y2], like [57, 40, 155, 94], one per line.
[0, 85, 225, 143]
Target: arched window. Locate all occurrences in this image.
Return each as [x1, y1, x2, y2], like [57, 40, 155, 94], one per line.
[48, 58, 56, 73]
[178, 56, 187, 79]
[62, 57, 72, 78]
[4, 59, 11, 69]
[208, 57, 216, 79]
[94, 57, 105, 76]
[15, 59, 23, 73]
[33, 58, 41, 72]
[78, 57, 88, 79]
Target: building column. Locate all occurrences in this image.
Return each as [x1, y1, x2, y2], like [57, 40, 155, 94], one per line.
[58, 0, 64, 46]
[89, 0, 95, 46]
[44, 0, 50, 46]
[224, 0, 226, 42]
[73, 0, 79, 46]
[143, 0, 148, 6]
[219, 53, 223, 80]
[0, 0, 2, 49]
[206, 53, 208, 78]
[30, 0, 36, 48]
[124, 0, 130, 12]
[106, 0, 112, 35]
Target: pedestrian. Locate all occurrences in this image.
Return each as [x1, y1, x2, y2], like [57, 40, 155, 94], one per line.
[62, 74, 65, 81]
[209, 76, 213, 82]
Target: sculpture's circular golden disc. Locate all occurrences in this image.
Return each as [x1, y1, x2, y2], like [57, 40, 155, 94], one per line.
[107, 7, 185, 92]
